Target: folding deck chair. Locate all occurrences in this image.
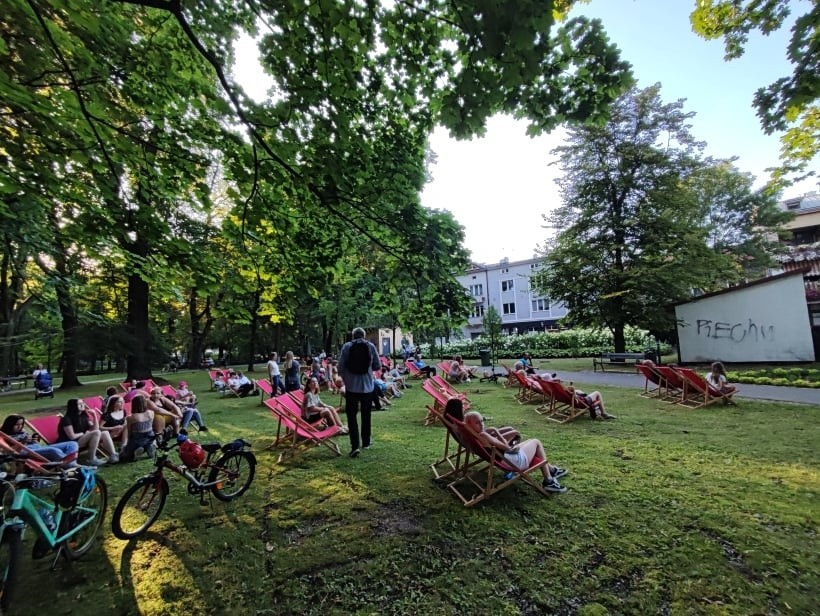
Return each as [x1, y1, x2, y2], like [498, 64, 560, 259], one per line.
[443, 416, 552, 507]
[536, 380, 592, 424]
[0, 432, 77, 472]
[636, 364, 665, 398]
[655, 366, 687, 403]
[25, 415, 63, 445]
[263, 397, 341, 463]
[255, 378, 274, 404]
[421, 380, 452, 426]
[430, 376, 470, 406]
[404, 361, 424, 379]
[675, 367, 737, 408]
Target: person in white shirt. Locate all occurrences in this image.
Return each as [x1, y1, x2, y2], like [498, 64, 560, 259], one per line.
[266, 352, 284, 395]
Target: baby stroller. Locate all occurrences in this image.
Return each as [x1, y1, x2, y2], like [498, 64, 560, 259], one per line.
[34, 371, 54, 400]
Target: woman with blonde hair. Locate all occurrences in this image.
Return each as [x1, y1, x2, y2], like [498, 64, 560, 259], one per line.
[283, 350, 301, 392]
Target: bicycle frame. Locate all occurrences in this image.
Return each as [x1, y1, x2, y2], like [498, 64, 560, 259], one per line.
[2, 478, 98, 549]
[149, 445, 234, 496]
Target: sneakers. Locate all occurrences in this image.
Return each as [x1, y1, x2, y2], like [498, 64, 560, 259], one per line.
[349, 449, 360, 458]
[85, 457, 106, 467]
[363, 442, 373, 450]
[108, 453, 119, 464]
[503, 471, 516, 481]
[133, 446, 145, 458]
[543, 477, 567, 493]
[551, 466, 568, 480]
[199, 425, 209, 432]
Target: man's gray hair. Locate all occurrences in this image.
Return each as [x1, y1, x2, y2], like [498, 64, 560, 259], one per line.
[352, 327, 366, 339]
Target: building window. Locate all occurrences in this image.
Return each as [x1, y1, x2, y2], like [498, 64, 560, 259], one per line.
[501, 267, 509, 273]
[503, 302, 516, 315]
[501, 279, 514, 292]
[531, 298, 550, 312]
[470, 304, 485, 319]
[468, 283, 483, 296]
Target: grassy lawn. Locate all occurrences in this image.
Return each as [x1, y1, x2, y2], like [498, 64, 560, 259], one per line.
[2, 369, 817, 615]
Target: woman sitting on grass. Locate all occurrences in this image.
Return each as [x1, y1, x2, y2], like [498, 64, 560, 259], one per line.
[301, 378, 347, 433]
[58, 398, 118, 465]
[119, 395, 157, 462]
[101, 395, 128, 449]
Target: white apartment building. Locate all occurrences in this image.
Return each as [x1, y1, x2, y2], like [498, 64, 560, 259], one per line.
[454, 257, 568, 339]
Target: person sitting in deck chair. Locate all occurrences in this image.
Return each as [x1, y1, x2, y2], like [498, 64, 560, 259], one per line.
[1, 415, 79, 463]
[565, 384, 616, 420]
[463, 411, 568, 493]
[705, 361, 736, 395]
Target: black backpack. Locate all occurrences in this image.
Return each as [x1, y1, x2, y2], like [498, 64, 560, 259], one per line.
[347, 340, 371, 375]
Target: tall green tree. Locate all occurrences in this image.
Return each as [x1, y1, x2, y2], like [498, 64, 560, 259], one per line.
[534, 84, 730, 351]
[690, 0, 819, 188]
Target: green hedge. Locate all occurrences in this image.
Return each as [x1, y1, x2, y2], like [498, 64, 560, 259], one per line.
[425, 327, 668, 360]
[727, 368, 820, 388]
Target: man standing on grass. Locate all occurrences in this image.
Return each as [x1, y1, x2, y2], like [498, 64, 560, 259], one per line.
[338, 327, 381, 458]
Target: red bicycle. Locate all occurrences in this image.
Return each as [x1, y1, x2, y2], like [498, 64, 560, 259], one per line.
[111, 432, 255, 540]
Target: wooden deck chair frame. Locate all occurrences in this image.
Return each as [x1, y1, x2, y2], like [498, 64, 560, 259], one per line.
[427, 406, 485, 482]
[443, 416, 552, 507]
[429, 376, 470, 407]
[675, 367, 737, 409]
[263, 398, 341, 463]
[635, 364, 665, 398]
[508, 370, 547, 405]
[655, 366, 687, 403]
[531, 375, 558, 415]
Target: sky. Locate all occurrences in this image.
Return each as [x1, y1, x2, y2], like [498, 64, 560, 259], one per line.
[421, 0, 819, 263]
[233, 0, 819, 264]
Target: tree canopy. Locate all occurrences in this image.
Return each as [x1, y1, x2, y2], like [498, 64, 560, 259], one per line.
[690, 0, 819, 188]
[533, 84, 789, 351]
[1, 0, 633, 379]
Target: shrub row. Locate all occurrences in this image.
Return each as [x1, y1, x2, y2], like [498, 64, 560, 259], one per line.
[728, 368, 820, 389]
[421, 327, 670, 360]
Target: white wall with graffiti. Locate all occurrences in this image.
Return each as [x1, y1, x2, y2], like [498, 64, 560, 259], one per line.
[675, 272, 815, 363]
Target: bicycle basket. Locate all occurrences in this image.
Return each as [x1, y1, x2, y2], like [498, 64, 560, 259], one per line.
[56, 468, 95, 509]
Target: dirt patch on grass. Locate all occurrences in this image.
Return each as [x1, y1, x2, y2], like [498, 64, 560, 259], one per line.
[371, 499, 426, 537]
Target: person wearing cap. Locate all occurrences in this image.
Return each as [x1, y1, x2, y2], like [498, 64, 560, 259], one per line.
[176, 381, 197, 406]
[338, 327, 381, 458]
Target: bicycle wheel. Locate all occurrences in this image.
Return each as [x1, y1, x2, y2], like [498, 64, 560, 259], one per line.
[111, 476, 168, 540]
[209, 451, 256, 501]
[0, 528, 22, 613]
[60, 475, 108, 559]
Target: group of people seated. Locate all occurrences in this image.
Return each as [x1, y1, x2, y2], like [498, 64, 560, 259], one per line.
[2, 379, 209, 467]
[212, 370, 259, 397]
[447, 355, 478, 383]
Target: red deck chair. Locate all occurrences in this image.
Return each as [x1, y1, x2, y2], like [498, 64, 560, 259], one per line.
[655, 366, 686, 403]
[255, 378, 274, 404]
[263, 398, 341, 463]
[0, 432, 77, 473]
[25, 415, 62, 445]
[443, 416, 552, 507]
[635, 364, 665, 398]
[421, 380, 454, 426]
[537, 380, 592, 424]
[675, 367, 737, 408]
[403, 361, 424, 379]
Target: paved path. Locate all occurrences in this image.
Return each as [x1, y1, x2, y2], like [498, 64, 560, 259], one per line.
[556, 369, 820, 406]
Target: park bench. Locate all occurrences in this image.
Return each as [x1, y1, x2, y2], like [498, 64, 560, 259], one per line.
[592, 352, 649, 373]
[0, 376, 29, 392]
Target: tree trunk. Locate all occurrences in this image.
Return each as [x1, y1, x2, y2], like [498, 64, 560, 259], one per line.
[188, 290, 213, 369]
[613, 326, 626, 353]
[127, 272, 152, 380]
[246, 290, 260, 372]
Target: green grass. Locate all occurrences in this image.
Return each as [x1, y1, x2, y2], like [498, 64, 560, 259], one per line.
[3, 370, 818, 615]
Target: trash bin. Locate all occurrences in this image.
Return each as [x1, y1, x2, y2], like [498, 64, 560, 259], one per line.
[479, 349, 491, 367]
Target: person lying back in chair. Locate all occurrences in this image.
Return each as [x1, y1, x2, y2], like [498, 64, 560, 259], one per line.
[565, 384, 616, 420]
[463, 410, 568, 493]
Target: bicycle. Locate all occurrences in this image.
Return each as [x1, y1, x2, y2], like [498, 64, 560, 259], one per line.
[111, 432, 256, 540]
[0, 456, 108, 612]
